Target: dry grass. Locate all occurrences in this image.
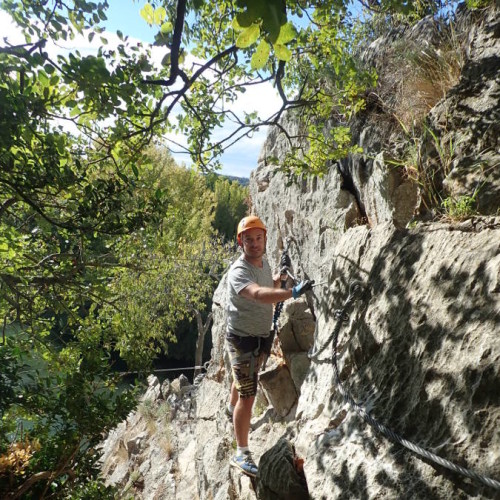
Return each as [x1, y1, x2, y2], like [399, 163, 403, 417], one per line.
[373, 16, 468, 131]
[369, 15, 472, 213]
[159, 432, 175, 459]
[393, 42, 464, 129]
[138, 399, 158, 435]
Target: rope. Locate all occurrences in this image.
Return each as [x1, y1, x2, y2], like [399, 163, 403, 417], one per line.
[273, 301, 285, 332]
[273, 238, 294, 332]
[119, 360, 210, 377]
[309, 282, 500, 491]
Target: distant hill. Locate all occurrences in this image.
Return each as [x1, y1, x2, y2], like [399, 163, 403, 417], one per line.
[205, 172, 249, 187]
[222, 175, 249, 187]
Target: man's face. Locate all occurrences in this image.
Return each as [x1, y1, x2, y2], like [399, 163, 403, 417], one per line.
[241, 227, 266, 259]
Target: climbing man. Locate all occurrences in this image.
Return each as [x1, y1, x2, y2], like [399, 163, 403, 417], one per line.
[225, 215, 313, 477]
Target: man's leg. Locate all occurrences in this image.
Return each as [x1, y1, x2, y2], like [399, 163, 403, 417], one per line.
[230, 391, 258, 477]
[226, 347, 259, 476]
[233, 395, 254, 448]
[225, 381, 239, 421]
[230, 381, 238, 407]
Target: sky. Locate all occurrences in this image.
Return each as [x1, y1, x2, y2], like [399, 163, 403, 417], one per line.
[0, 1, 284, 178]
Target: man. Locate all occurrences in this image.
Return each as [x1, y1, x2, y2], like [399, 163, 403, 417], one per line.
[226, 215, 312, 477]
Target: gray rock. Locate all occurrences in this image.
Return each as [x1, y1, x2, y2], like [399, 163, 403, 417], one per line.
[141, 374, 162, 402]
[127, 431, 147, 457]
[160, 378, 171, 398]
[256, 437, 309, 500]
[259, 361, 297, 418]
[285, 352, 311, 393]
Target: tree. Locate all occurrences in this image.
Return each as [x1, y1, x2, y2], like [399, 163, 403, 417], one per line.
[99, 154, 233, 372]
[212, 177, 249, 241]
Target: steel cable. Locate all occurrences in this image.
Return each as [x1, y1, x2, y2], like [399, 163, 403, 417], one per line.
[308, 282, 500, 491]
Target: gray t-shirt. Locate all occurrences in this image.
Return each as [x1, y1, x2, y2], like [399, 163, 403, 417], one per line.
[226, 255, 274, 338]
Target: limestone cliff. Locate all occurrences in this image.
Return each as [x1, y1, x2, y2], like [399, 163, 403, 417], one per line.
[100, 6, 500, 499]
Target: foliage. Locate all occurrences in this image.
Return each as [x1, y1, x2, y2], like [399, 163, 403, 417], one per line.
[361, 0, 458, 39]
[94, 153, 234, 370]
[465, 0, 493, 8]
[0, 332, 137, 497]
[0, 147, 230, 496]
[385, 118, 462, 212]
[210, 176, 249, 241]
[103, 235, 233, 370]
[1, 0, 443, 178]
[276, 5, 376, 177]
[441, 192, 479, 221]
[1, 0, 468, 181]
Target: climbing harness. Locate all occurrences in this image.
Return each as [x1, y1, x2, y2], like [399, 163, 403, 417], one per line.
[229, 336, 264, 381]
[309, 281, 500, 491]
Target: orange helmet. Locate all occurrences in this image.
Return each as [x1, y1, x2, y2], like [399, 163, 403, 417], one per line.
[237, 215, 267, 246]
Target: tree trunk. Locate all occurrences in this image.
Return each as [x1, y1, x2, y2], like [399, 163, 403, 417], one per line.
[193, 310, 213, 378]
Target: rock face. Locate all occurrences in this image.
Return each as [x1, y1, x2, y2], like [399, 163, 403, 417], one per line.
[100, 6, 500, 499]
[430, 6, 500, 214]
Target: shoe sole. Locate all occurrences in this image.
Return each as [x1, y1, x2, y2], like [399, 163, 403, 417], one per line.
[230, 459, 257, 478]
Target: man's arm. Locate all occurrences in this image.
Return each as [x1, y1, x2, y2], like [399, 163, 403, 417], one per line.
[240, 283, 293, 304]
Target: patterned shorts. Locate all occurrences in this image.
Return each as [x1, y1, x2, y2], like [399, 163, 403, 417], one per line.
[226, 332, 274, 398]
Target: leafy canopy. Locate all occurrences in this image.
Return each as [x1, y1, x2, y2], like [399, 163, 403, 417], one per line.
[1, 0, 452, 178]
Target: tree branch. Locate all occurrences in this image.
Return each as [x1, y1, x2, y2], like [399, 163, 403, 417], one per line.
[0, 198, 17, 218]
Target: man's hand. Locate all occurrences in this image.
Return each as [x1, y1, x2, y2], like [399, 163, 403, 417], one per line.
[292, 280, 314, 299]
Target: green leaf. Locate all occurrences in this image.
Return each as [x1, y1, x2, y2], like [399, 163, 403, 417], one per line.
[236, 23, 260, 49]
[140, 3, 154, 25]
[131, 164, 139, 178]
[232, 17, 245, 32]
[117, 171, 128, 184]
[273, 43, 292, 62]
[161, 53, 172, 66]
[262, 1, 283, 43]
[251, 39, 270, 70]
[56, 135, 65, 155]
[160, 21, 173, 34]
[38, 70, 49, 87]
[153, 7, 166, 25]
[275, 22, 297, 45]
[233, 11, 255, 30]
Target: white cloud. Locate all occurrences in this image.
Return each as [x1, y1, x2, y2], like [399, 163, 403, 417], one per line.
[0, 10, 24, 44]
